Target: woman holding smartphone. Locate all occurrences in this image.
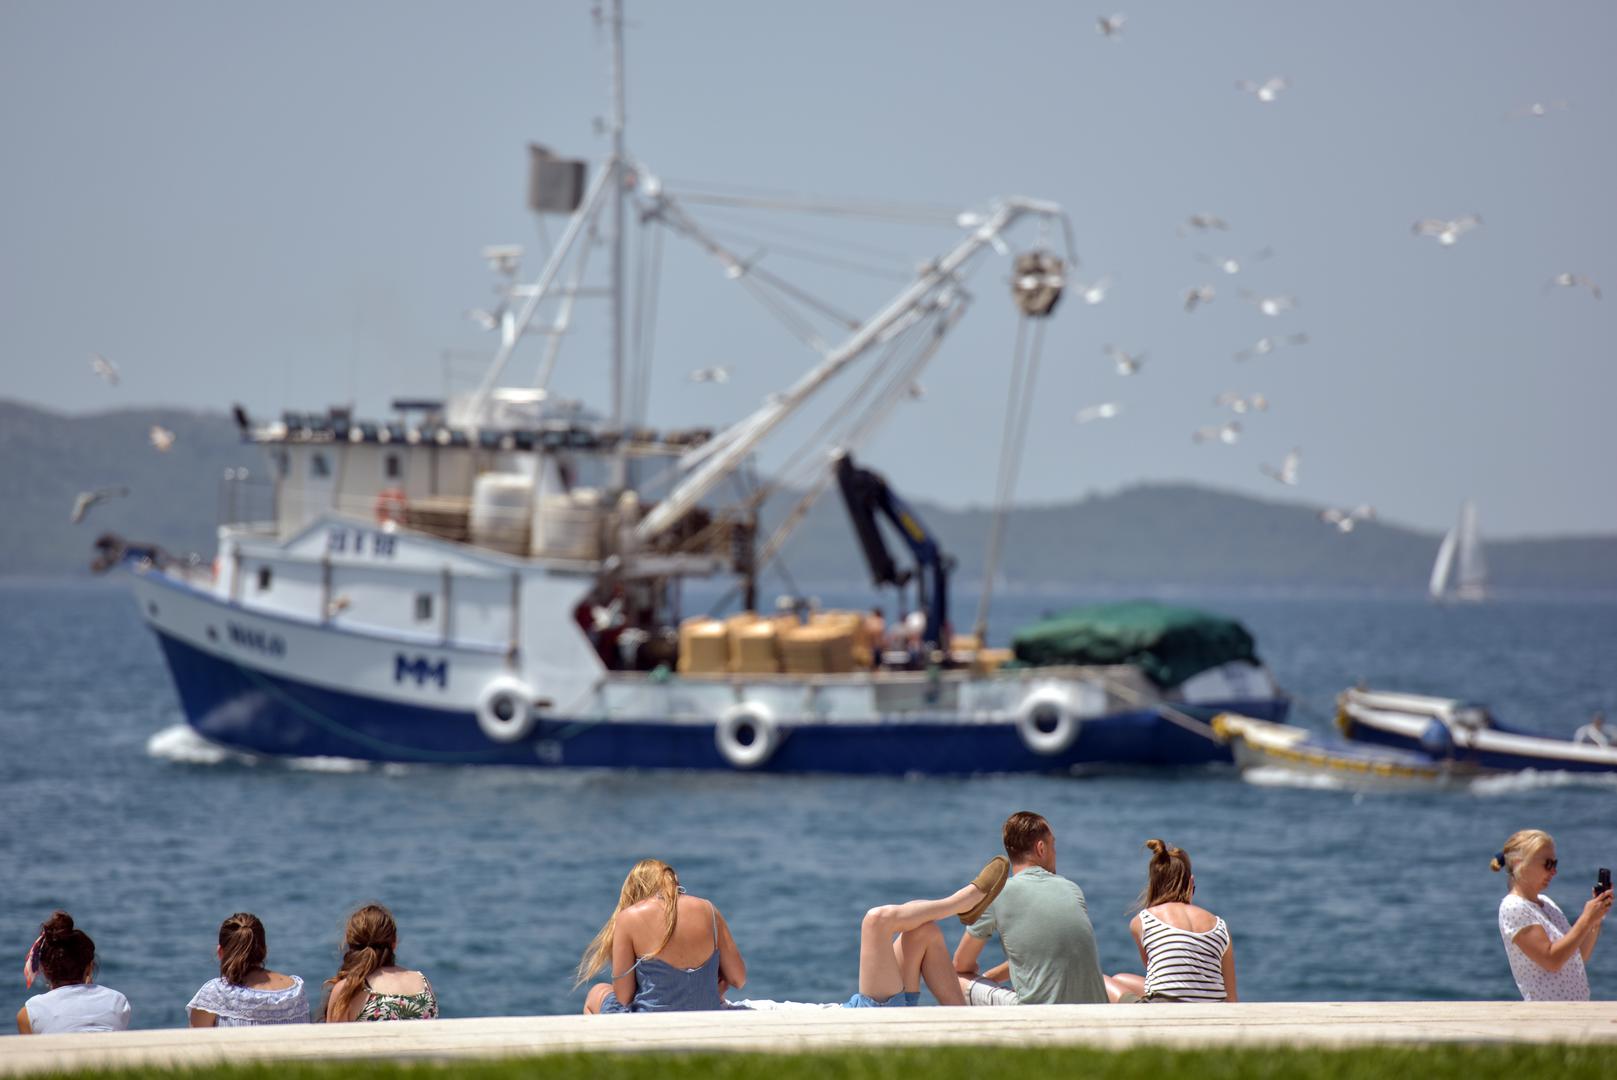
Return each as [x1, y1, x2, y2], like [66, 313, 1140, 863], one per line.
[1493, 829, 1612, 1001]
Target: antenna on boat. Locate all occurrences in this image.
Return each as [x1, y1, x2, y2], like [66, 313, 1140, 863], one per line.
[603, 0, 629, 492]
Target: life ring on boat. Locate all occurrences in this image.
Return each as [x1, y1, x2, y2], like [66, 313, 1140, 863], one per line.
[476, 675, 537, 743]
[374, 487, 410, 527]
[1015, 686, 1082, 756]
[715, 702, 780, 770]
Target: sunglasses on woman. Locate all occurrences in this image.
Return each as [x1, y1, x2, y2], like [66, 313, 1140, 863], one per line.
[1542, 858, 1558, 871]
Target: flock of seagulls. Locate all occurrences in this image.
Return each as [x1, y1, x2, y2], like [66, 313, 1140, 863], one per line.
[70, 353, 178, 524]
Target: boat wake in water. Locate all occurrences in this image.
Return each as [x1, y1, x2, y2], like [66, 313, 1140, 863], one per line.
[1240, 762, 1617, 796]
[145, 724, 372, 773]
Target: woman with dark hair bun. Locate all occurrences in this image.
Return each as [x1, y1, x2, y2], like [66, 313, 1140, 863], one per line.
[187, 913, 311, 1026]
[16, 911, 130, 1034]
[323, 904, 438, 1022]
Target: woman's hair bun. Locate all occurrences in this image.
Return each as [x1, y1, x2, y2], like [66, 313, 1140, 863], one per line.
[40, 910, 75, 939]
[1490, 852, 1507, 872]
[1144, 838, 1169, 861]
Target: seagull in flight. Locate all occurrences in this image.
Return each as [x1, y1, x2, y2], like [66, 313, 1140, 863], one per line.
[1179, 213, 1230, 236]
[1192, 421, 1242, 445]
[1236, 77, 1289, 103]
[89, 353, 120, 386]
[1509, 100, 1569, 119]
[688, 366, 731, 384]
[70, 487, 130, 524]
[1235, 333, 1309, 361]
[1214, 391, 1269, 414]
[464, 307, 504, 331]
[1184, 284, 1217, 313]
[1075, 276, 1113, 305]
[1320, 505, 1376, 533]
[1075, 402, 1123, 424]
[1104, 345, 1145, 376]
[1412, 215, 1482, 246]
[1546, 272, 1602, 300]
[1097, 13, 1126, 37]
[149, 425, 176, 452]
[1240, 290, 1297, 317]
[1260, 448, 1301, 487]
[1198, 247, 1274, 275]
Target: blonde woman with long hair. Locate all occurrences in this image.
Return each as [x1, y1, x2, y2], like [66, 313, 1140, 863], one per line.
[579, 859, 746, 1013]
[323, 904, 438, 1022]
[1493, 829, 1611, 1000]
[1108, 839, 1236, 1003]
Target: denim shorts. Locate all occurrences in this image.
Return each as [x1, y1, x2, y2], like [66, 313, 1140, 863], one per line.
[843, 989, 921, 1008]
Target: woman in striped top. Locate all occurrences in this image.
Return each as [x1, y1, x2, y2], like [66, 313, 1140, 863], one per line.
[1110, 839, 1237, 1002]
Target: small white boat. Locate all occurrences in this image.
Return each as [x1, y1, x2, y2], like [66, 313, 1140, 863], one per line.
[1212, 713, 1462, 790]
[1429, 500, 1487, 603]
[1338, 688, 1617, 774]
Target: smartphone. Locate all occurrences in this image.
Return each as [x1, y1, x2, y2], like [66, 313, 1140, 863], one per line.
[1598, 868, 1611, 896]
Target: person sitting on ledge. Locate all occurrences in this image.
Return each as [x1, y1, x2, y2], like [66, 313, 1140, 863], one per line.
[188, 912, 310, 1026]
[953, 811, 1111, 1005]
[840, 855, 1010, 1008]
[17, 910, 131, 1034]
[1107, 839, 1237, 1003]
[323, 904, 438, 1022]
[579, 859, 747, 1013]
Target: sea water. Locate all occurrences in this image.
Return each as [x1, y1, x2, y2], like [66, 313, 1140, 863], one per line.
[2, 579, 1615, 1028]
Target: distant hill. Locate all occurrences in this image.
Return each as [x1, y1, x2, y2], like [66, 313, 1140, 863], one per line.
[3, 398, 1614, 590]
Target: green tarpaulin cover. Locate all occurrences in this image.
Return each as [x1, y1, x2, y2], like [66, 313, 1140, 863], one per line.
[1009, 601, 1260, 687]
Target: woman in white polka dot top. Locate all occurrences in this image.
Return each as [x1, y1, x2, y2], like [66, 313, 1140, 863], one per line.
[1493, 829, 1612, 1001]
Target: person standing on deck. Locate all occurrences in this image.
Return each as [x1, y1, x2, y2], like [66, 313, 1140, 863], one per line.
[953, 811, 1110, 1005]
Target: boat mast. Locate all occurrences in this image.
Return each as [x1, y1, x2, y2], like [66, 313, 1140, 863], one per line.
[606, 0, 628, 491]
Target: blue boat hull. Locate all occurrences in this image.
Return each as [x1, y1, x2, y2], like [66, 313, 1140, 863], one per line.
[154, 630, 1287, 774]
[1343, 714, 1616, 774]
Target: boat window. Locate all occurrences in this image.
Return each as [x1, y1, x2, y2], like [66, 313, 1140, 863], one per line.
[385, 453, 402, 480]
[257, 566, 272, 592]
[414, 593, 433, 622]
[311, 453, 330, 479]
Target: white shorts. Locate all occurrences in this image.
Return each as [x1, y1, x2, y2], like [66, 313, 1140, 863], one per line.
[964, 977, 1019, 1006]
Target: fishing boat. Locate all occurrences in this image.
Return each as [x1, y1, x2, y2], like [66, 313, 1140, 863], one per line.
[1428, 500, 1487, 602]
[1212, 713, 1466, 790]
[98, 2, 1288, 774]
[1337, 688, 1617, 774]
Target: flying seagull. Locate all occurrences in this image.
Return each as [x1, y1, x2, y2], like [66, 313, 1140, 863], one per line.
[1184, 284, 1217, 313]
[1240, 290, 1297, 317]
[1546, 272, 1602, 300]
[1192, 421, 1242, 445]
[1412, 215, 1482, 246]
[464, 307, 504, 331]
[1260, 448, 1301, 487]
[1179, 213, 1231, 235]
[149, 425, 176, 452]
[1236, 77, 1289, 103]
[1104, 345, 1145, 376]
[1320, 505, 1376, 533]
[1197, 247, 1274, 275]
[1214, 391, 1268, 414]
[688, 366, 730, 384]
[1097, 14, 1126, 37]
[1235, 333, 1309, 361]
[1075, 402, 1123, 424]
[70, 487, 129, 525]
[1509, 100, 1569, 119]
[90, 353, 120, 386]
[1075, 276, 1112, 305]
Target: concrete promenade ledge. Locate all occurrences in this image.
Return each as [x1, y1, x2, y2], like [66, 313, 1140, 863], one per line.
[4, 1001, 1615, 1076]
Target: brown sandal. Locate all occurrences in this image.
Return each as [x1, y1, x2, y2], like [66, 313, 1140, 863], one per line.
[958, 856, 1010, 926]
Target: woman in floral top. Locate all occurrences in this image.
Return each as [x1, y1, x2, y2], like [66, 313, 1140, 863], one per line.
[323, 904, 438, 1022]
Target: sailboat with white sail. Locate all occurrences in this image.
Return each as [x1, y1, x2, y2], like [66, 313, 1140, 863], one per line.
[1428, 500, 1487, 602]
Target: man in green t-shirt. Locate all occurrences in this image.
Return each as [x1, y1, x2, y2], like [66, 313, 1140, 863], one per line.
[953, 810, 1110, 1005]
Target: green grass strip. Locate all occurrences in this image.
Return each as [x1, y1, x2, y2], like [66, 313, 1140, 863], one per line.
[40, 1043, 1617, 1080]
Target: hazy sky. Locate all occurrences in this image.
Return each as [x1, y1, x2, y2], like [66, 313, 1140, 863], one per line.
[3, 1, 1613, 538]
